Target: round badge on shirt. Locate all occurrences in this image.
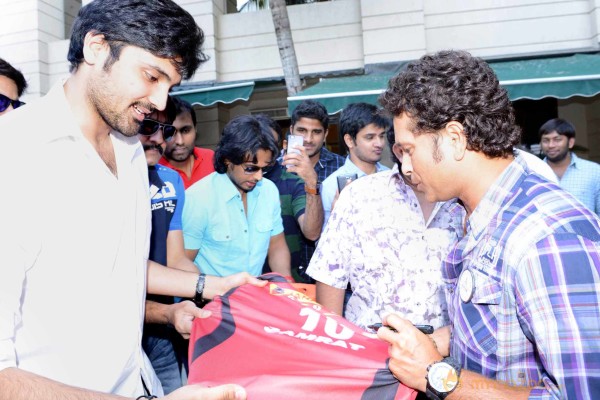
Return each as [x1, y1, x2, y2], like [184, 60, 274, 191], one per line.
[458, 269, 475, 303]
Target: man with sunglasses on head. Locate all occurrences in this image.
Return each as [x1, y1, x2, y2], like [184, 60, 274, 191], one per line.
[0, 1, 250, 399]
[183, 115, 292, 280]
[139, 98, 192, 395]
[0, 58, 27, 116]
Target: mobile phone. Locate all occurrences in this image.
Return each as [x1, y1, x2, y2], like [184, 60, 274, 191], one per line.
[337, 173, 358, 192]
[368, 323, 434, 335]
[286, 134, 304, 155]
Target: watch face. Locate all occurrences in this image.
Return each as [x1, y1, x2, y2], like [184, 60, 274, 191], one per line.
[428, 362, 459, 393]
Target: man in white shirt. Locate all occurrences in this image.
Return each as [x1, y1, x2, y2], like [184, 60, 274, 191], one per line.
[0, 1, 247, 399]
[308, 128, 464, 329]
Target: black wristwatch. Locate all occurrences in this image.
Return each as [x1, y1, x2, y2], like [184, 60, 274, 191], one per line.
[425, 357, 461, 400]
[193, 273, 206, 307]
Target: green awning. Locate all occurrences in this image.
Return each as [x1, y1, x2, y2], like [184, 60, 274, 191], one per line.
[288, 53, 600, 114]
[172, 81, 254, 107]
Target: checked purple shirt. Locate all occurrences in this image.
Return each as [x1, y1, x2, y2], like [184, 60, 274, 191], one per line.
[444, 156, 600, 399]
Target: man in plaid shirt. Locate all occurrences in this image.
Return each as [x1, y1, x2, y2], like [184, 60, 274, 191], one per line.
[378, 50, 600, 399]
[285, 100, 345, 278]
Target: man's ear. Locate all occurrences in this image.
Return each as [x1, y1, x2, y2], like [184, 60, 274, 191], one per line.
[445, 121, 467, 160]
[82, 32, 109, 66]
[343, 133, 354, 149]
[568, 137, 575, 149]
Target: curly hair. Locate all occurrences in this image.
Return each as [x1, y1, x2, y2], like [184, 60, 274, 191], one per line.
[379, 50, 521, 158]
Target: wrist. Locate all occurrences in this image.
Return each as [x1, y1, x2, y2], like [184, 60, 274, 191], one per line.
[304, 184, 320, 196]
[303, 171, 318, 189]
[305, 178, 318, 188]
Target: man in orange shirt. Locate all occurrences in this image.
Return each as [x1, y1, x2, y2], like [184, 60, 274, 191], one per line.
[160, 97, 215, 188]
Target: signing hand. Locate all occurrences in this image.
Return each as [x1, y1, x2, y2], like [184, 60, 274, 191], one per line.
[377, 314, 442, 392]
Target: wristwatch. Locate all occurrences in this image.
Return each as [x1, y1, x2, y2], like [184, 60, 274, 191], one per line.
[193, 273, 206, 307]
[425, 357, 461, 400]
[304, 182, 320, 195]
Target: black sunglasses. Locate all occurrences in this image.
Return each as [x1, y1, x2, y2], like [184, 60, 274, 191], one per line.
[138, 118, 176, 141]
[0, 93, 25, 113]
[241, 163, 275, 175]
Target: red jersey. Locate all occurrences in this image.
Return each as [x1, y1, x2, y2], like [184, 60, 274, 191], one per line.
[188, 274, 416, 400]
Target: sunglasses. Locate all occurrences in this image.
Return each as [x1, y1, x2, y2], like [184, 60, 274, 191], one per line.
[241, 164, 274, 175]
[0, 93, 25, 113]
[138, 118, 176, 141]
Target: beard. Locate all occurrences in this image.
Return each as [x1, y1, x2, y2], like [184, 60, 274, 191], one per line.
[546, 147, 570, 163]
[165, 144, 194, 162]
[87, 71, 153, 137]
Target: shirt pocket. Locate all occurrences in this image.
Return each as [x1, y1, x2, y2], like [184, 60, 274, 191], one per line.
[209, 225, 234, 243]
[255, 220, 274, 235]
[454, 266, 502, 357]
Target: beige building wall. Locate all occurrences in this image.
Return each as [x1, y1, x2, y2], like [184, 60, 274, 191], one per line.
[5, 0, 600, 96]
[2, 0, 600, 159]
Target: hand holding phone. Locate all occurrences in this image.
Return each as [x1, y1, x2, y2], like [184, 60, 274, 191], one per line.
[286, 134, 304, 155]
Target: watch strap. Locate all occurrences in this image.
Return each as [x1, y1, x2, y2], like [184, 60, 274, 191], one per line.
[304, 183, 320, 195]
[194, 273, 206, 307]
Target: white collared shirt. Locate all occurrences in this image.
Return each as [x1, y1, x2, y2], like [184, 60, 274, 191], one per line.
[308, 166, 465, 329]
[321, 156, 389, 230]
[0, 83, 154, 396]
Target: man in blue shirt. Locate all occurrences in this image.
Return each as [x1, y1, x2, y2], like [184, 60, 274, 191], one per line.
[539, 117, 600, 214]
[140, 102, 266, 394]
[183, 115, 291, 278]
[320, 102, 391, 229]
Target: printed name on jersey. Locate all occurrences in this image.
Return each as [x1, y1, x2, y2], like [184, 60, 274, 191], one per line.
[265, 283, 369, 350]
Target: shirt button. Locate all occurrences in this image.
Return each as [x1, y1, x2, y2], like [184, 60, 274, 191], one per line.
[244, 230, 247, 233]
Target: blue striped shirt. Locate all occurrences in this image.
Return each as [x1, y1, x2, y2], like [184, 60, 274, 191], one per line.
[548, 152, 600, 215]
[444, 156, 600, 399]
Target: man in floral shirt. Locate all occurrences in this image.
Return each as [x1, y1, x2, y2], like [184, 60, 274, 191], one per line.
[306, 128, 464, 330]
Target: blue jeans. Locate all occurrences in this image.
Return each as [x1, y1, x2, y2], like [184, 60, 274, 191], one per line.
[142, 326, 183, 394]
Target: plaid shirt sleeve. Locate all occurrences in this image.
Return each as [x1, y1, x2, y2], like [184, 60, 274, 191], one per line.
[515, 233, 600, 399]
